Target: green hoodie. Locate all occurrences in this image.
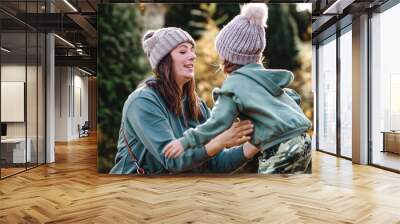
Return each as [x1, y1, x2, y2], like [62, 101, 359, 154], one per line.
[109, 83, 249, 175]
[180, 63, 312, 151]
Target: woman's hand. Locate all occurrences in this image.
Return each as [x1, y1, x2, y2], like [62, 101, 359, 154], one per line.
[205, 120, 253, 156]
[216, 120, 253, 148]
[163, 139, 184, 158]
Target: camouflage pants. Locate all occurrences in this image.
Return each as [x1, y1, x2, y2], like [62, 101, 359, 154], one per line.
[258, 134, 312, 174]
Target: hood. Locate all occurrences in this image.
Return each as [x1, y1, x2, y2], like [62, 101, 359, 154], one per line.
[233, 63, 294, 97]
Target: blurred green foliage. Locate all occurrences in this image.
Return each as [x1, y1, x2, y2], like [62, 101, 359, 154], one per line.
[166, 3, 310, 72]
[265, 4, 299, 71]
[165, 4, 240, 39]
[191, 4, 226, 108]
[97, 4, 150, 173]
[289, 4, 312, 42]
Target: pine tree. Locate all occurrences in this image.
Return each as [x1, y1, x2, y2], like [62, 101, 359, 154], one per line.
[164, 4, 203, 39]
[264, 4, 300, 71]
[97, 4, 151, 173]
[165, 3, 240, 40]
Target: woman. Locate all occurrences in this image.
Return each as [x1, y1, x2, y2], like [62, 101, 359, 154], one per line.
[110, 27, 260, 174]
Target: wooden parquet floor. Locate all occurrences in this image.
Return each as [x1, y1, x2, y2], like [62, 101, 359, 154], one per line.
[1, 167, 26, 178]
[1, 134, 400, 224]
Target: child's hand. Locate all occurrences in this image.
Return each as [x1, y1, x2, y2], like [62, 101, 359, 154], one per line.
[163, 140, 184, 158]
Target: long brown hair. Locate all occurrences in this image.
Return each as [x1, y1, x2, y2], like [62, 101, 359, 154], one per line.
[222, 60, 243, 74]
[222, 57, 264, 74]
[145, 54, 203, 123]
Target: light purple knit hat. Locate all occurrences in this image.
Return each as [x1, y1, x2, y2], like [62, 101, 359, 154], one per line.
[215, 3, 268, 65]
[142, 27, 195, 70]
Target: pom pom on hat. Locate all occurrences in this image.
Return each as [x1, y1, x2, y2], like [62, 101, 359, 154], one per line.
[143, 30, 155, 41]
[142, 30, 158, 55]
[215, 3, 268, 65]
[240, 3, 268, 27]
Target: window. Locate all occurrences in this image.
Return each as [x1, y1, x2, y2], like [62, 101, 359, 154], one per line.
[317, 36, 337, 154]
[370, 3, 400, 171]
[339, 28, 352, 158]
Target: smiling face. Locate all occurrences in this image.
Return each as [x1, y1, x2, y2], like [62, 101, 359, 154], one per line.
[170, 42, 196, 88]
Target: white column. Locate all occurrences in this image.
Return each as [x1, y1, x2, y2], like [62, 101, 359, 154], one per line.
[352, 14, 369, 164]
[46, 1, 55, 163]
[312, 45, 317, 151]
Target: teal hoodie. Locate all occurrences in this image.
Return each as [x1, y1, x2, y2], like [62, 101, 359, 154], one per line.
[180, 63, 312, 151]
[109, 83, 249, 175]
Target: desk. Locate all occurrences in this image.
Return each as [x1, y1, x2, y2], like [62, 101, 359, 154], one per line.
[382, 131, 400, 154]
[1, 138, 31, 163]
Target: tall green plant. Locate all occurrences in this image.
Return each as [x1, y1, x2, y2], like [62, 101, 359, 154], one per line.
[265, 4, 300, 71]
[97, 4, 150, 173]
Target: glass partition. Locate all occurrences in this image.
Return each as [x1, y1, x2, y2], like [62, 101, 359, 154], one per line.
[1, 30, 28, 177]
[317, 35, 337, 155]
[339, 27, 352, 158]
[0, 1, 46, 179]
[370, 3, 400, 171]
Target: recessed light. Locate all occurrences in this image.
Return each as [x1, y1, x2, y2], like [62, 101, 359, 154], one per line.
[78, 67, 92, 76]
[54, 34, 75, 48]
[63, 0, 78, 12]
[1, 47, 11, 53]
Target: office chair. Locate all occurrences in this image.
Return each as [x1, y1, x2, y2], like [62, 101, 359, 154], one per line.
[78, 121, 90, 138]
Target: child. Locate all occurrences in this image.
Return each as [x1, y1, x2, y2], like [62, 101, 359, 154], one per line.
[163, 3, 312, 171]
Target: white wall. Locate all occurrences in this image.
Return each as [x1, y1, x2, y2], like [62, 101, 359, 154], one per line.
[55, 67, 89, 141]
[55, 67, 69, 141]
[72, 72, 89, 138]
